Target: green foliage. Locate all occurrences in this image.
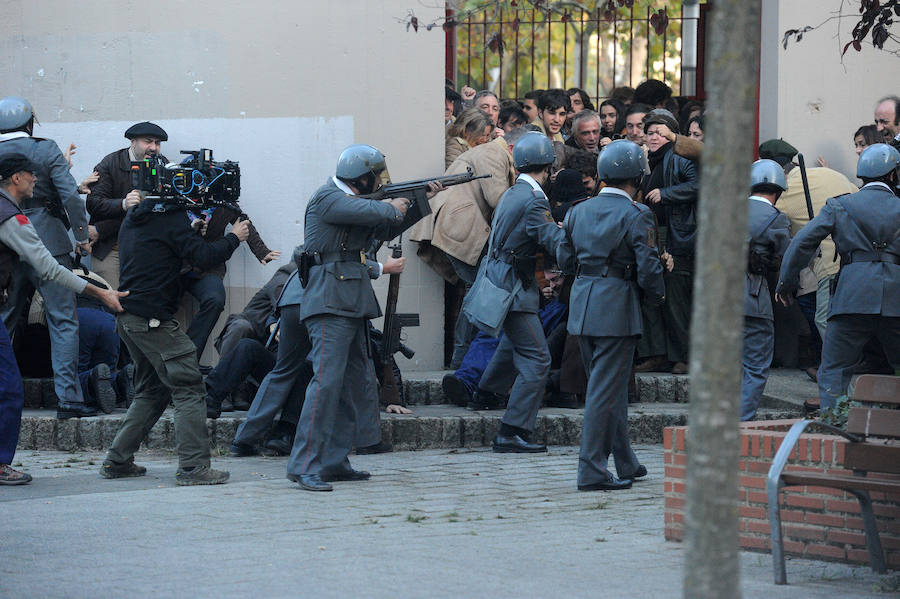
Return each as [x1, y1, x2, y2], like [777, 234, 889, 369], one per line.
[818, 395, 855, 428]
[453, 0, 689, 100]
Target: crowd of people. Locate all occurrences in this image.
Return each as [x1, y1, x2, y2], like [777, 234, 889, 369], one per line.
[0, 84, 897, 492]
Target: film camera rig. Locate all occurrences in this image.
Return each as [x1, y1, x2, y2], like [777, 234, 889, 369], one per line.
[130, 148, 242, 211]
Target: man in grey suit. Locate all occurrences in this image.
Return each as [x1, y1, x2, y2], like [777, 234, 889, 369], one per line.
[741, 160, 791, 421]
[467, 132, 566, 453]
[776, 143, 900, 410]
[0, 96, 95, 418]
[285, 144, 441, 491]
[557, 140, 666, 491]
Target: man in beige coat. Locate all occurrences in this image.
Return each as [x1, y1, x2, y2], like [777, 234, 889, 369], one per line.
[411, 127, 530, 366]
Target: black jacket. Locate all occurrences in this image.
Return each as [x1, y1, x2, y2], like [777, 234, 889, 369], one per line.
[653, 148, 699, 257]
[117, 201, 240, 320]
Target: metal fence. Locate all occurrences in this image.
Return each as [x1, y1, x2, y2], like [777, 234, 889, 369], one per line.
[446, 1, 707, 103]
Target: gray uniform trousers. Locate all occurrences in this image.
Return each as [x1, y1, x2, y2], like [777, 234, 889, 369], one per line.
[480, 310, 550, 432]
[740, 316, 774, 421]
[1, 256, 84, 405]
[233, 305, 311, 446]
[106, 314, 209, 469]
[578, 335, 641, 486]
[287, 314, 373, 476]
[818, 315, 900, 409]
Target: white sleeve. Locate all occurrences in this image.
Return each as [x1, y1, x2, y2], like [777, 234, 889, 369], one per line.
[0, 217, 88, 294]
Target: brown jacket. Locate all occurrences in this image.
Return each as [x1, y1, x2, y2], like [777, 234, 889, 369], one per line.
[431, 137, 516, 266]
[445, 136, 469, 169]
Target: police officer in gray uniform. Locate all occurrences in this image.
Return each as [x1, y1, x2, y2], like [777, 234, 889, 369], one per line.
[776, 143, 900, 410]
[286, 144, 440, 491]
[0, 97, 95, 418]
[557, 140, 665, 491]
[468, 132, 566, 453]
[741, 160, 791, 421]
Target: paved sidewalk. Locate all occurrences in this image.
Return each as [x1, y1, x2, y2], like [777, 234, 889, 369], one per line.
[1, 447, 895, 598]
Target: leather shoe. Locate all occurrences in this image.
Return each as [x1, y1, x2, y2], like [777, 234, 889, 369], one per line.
[262, 435, 292, 456]
[356, 440, 393, 455]
[671, 362, 689, 375]
[228, 442, 259, 457]
[467, 389, 506, 411]
[634, 355, 669, 373]
[320, 467, 371, 482]
[492, 434, 547, 453]
[293, 473, 333, 492]
[57, 403, 100, 419]
[619, 465, 647, 481]
[442, 373, 472, 407]
[578, 477, 633, 491]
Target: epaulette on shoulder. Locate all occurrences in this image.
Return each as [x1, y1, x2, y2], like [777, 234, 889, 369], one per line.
[630, 200, 647, 211]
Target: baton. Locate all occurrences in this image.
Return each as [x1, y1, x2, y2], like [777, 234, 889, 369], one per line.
[265, 319, 280, 349]
[796, 153, 814, 221]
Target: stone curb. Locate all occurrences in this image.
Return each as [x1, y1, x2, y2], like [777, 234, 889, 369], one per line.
[16, 406, 799, 453]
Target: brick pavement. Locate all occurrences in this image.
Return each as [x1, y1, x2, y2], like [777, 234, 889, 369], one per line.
[1, 446, 895, 598]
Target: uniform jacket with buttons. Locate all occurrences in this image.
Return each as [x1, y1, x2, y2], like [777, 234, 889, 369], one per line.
[0, 135, 89, 256]
[745, 198, 791, 320]
[557, 188, 665, 337]
[297, 179, 404, 321]
[477, 177, 565, 314]
[777, 183, 900, 318]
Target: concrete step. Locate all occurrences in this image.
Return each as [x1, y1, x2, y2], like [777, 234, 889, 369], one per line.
[16, 404, 800, 453]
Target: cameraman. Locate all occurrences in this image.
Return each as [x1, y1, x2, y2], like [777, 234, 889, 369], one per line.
[99, 190, 251, 486]
[86, 121, 169, 290]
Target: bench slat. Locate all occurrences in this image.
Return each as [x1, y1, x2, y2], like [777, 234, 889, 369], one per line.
[852, 374, 900, 406]
[781, 472, 900, 494]
[844, 443, 900, 474]
[847, 408, 900, 439]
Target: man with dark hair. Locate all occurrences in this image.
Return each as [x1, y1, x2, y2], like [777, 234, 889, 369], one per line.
[465, 132, 565, 453]
[86, 121, 169, 290]
[624, 103, 651, 146]
[0, 96, 95, 419]
[522, 90, 544, 123]
[874, 95, 900, 141]
[533, 91, 570, 143]
[566, 149, 599, 194]
[499, 104, 528, 134]
[611, 86, 635, 106]
[642, 109, 699, 374]
[445, 86, 462, 125]
[633, 79, 673, 109]
[0, 153, 125, 484]
[776, 144, 900, 410]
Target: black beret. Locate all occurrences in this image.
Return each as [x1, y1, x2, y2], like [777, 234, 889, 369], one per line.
[758, 138, 798, 166]
[124, 121, 168, 141]
[0, 153, 38, 180]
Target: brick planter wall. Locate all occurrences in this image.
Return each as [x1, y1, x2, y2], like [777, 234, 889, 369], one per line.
[664, 419, 900, 570]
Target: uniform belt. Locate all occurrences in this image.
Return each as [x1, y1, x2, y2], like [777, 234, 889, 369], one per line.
[577, 263, 635, 280]
[845, 251, 900, 265]
[491, 248, 534, 265]
[313, 250, 367, 265]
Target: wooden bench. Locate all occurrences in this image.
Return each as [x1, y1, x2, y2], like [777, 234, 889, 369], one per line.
[766, 374, 900, 584]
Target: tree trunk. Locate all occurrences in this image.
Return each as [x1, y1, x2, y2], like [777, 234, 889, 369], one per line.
[684, 2, 761, 598]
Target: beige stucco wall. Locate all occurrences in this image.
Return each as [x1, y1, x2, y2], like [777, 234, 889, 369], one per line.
[1, 0, 447, 369]
[760, 0, 898, 179]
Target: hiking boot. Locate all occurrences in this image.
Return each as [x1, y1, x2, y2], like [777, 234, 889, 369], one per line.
[0, 463, 32, 485]
[99, 459, 147, 479]
[175, 465, 230, 486]
[89, 363, 117, 414]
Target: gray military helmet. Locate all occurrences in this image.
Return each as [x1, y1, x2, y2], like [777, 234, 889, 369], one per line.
[750, 159, 787, 191]
[857, 143, 900, 179]
[0, 96, 35, 132]
[336, 144, 388, 180]
[596, 139, 644, 181]
[512, 132, 555, 170]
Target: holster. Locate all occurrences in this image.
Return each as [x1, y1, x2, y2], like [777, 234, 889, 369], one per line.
[297, 252, 312, 288]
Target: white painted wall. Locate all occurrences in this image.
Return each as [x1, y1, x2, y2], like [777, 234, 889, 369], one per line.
[760, 0, 898, 179]
[2, 0, 447, 369]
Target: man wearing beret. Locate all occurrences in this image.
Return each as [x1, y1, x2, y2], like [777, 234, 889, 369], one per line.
[86, 121, 169, 290]
[0, 153, 126, 484]
[0, 96, 97, 418]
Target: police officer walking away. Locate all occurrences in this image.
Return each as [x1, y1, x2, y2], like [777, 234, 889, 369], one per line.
[776, 143, 900, 410]
[557, 140, 665, 491]
[741, 160, 791, 421]
[0, 96, 96, 419]
[0, 154, 125, 485]
[286, 144, 440, 492]
[99, 185, 251, 485]
[467, 132, 565, 453]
